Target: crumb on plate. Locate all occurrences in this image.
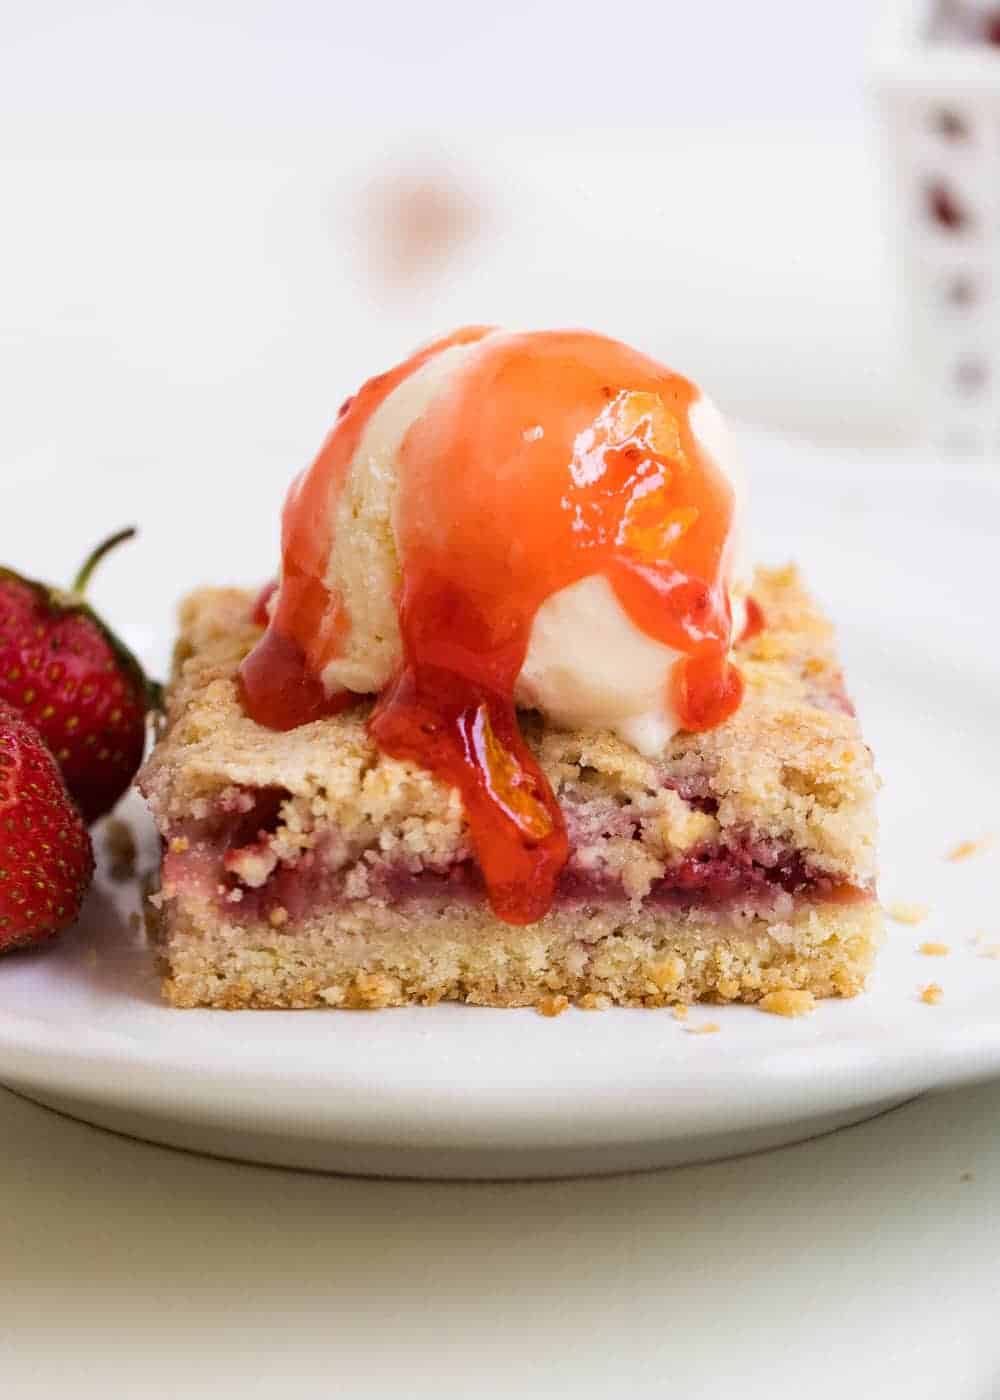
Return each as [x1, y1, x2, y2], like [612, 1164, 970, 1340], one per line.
[946, 836, 994, 863]
[686, 1021, 721, 1035]
[538, 994, 570, 1018]
[886, 901, 929, 926]
[103, 817, 137, 882]
[919, 982, 944, 1005]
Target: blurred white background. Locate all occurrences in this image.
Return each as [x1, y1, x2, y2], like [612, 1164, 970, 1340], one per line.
[0, 0, 903, 617]
[0, 0, 899, 464]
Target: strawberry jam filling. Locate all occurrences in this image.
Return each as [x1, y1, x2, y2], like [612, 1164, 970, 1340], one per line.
[240, 330, 751, 925]
[162, 793, 870, 930]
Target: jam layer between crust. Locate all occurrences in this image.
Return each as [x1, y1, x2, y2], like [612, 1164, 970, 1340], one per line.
[158, 792, 873, 934]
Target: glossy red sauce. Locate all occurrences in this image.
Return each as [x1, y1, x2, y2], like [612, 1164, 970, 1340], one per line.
[241, 328, 745, 924]
[250, 580, 278, 627]
[238, 325, 493, 731]
[739, 595, 765, 644]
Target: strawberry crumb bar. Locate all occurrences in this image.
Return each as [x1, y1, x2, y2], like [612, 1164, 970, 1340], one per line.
[139, 565, 881, 1009]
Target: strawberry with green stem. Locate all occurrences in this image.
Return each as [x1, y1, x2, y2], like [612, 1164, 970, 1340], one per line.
[0, 528, 162, 824]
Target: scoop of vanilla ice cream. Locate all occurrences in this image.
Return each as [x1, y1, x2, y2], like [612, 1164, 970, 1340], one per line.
[316, 339, 751, 756]
[317, 341, 481, 695]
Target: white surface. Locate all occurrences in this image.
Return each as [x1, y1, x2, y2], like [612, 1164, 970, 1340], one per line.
[0, 1076, 993, 1399]
[1, 431, 999, 1180]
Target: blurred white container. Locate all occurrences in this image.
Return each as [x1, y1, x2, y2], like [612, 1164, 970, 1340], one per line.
[872, 0, 1000, 456]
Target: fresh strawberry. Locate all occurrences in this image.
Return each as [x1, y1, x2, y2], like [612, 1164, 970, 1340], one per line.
[0, 701, 94, 952]
[0, 528, 161, 825]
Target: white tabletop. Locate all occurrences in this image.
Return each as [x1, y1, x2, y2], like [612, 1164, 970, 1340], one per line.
[1, 1080, 997, 1399]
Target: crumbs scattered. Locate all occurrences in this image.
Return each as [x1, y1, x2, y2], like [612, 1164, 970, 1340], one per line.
[671, 1004, 689, 1021]
[887, 902, 929, 926]
[577, 992, 611, 1011]
[686, 1021, 720, 1036]
[946, 835, 993, 863]
[103, 818, 137, 882]
[538, 994, 570, 1018]
[758, 989, 816, 1018]
[919, 941, 950, 957]
[919, 982, 944, 1005]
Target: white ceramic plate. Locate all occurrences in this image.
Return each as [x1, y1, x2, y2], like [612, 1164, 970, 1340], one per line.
[1, 430, 999, 1178]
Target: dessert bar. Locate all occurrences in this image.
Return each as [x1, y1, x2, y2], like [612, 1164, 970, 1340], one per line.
[142, 564, 879, 1009]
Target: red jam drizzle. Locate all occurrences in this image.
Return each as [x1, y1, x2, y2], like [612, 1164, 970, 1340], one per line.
[739, 595, 765, 644]
[241, 329, 744, 924]
[238, 325, 493, 730]
[250, 580, 278, 627]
